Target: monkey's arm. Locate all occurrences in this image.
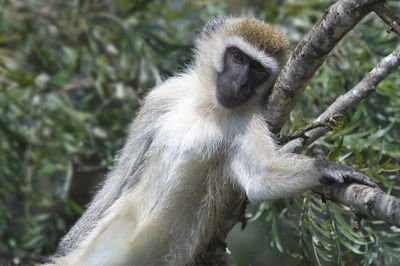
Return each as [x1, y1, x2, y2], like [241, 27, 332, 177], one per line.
[229, 121, 375, 202]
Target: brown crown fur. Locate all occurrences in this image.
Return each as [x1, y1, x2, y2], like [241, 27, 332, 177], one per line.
[230, 18, 288, 65]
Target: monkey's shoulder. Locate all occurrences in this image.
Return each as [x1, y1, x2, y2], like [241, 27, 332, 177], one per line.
[139, 73, 272, 157]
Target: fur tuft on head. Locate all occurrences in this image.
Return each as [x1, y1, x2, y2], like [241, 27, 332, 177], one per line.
[232, 18, 288, 65]
[195, 17, 288, 74]
[199, 16, 225, 39]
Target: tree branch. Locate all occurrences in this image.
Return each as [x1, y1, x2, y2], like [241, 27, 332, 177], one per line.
[194, 193, 246, 265]
[280, 46, 400, 229]
[315, 184, 400, 227]
[373, 3, 400, 36]
[265, 0, 384, 134]
[277, 114, 342, 145]
[281, 45, 400, 154]
[203, 0, 398, 263]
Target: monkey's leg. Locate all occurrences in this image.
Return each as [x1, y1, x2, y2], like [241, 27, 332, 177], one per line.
[69, 196, 171, 266]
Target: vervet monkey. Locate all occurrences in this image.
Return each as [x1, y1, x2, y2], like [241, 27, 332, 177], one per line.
[47, 17, 375, 266]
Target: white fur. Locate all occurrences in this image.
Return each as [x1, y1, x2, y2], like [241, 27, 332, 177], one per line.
[46, 19, 327, 266]
[46, 70, 325, 266]
[212, 36, 280, 74]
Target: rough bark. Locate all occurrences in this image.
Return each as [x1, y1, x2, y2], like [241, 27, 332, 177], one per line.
[265, 0, 384, 134]
[317, 184, 400, 227]
[201, 1, 399, 264]
[373, 3, 400, 36]
[194, 193, 246, 266]
[281, 45, 400, 154]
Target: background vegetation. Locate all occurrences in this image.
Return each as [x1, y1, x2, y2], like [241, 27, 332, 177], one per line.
[0, 0, 399, 265]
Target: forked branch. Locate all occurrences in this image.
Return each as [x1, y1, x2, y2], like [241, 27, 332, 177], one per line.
[277, 114, 342, 146]
[280, 46, 400, 228]
[265, 0, 385, 134]
[281, 45, 400, 153]
[204, 0, 399, 263]
[373, 3, 400, 35]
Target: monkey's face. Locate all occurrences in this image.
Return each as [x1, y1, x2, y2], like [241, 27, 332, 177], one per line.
[216, 47, 271, 108]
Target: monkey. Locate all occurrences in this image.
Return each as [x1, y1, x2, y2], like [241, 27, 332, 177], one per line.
[45, 16, 375, 266]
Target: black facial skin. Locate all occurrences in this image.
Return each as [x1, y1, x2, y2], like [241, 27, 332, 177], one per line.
[216, 47, 270, 108]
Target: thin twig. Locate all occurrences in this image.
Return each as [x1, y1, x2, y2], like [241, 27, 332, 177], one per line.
[265, 0, 384, 134]
[281, 45, 400, 153]
[373, 3, 400, 36]
[63, 81, 95, 92]
[278, 114, 342, 145]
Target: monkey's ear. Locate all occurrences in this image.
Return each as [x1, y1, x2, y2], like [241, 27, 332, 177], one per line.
[199, 16, 225, 38]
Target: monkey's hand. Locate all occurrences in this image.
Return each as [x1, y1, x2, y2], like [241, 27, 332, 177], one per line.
[316, 159, 377, 187]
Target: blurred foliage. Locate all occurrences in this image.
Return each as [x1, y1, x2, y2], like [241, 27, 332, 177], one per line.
[260, 1, 400, 266]
[0, 0, 399, 265]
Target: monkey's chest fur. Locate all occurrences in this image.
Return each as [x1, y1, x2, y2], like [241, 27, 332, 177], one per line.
[120, 109, 247, 264]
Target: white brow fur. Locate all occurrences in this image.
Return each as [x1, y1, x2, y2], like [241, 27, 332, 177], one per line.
[45, 18, 326, 266]
[212, 36, 280, 74]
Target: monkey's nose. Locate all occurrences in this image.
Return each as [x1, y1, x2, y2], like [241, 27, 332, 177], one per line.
[233, 77, 248, 95]
[238, 82, 251, 96]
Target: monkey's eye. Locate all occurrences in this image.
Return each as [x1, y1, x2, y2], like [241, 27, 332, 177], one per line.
[252, 61, 266, 73]
[231, 50, 245, 63]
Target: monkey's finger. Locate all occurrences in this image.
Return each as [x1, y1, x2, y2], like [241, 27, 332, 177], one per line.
[320, 174, 344, 185]
[345, 172, 377, 188]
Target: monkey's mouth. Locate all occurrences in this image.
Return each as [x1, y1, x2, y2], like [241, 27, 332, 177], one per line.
[216, 83, 253, 109]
